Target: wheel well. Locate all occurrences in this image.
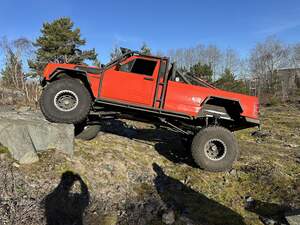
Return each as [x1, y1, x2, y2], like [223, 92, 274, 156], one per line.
[199, 97, 243, 121]
[47, 70, 94, 99]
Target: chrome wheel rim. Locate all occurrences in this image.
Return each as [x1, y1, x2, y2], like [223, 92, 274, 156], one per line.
[204, 139, 227, 161]
[54, 90, 79, 112]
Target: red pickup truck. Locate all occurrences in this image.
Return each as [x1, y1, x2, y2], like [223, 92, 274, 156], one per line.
[40, 48, 259, 171]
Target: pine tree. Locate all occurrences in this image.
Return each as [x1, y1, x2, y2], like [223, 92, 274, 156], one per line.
[219, 68, 235, 82]
[215, 68, 248, 94]
[190, 62, 213, 82]
[140, 42, 151, 55]
[28, 17, 97, 76]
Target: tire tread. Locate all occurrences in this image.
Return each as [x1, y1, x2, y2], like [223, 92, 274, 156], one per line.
[40, 79, 91, 124]
[191, 126, 239, 172]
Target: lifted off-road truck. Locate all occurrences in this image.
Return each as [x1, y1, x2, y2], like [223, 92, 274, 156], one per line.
[40, 48, 260, 171]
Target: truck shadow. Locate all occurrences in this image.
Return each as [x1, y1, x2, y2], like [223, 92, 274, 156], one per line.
[43, 171, 90, 225]
[244, 198, 291, 224]
[99, 119, 197, 168]
[153, 163, 246, 225]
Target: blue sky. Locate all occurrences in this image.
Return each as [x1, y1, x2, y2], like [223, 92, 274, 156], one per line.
[1, 0, 300, 63]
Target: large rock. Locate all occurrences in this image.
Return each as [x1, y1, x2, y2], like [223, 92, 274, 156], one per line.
[0, 111, 74, 164]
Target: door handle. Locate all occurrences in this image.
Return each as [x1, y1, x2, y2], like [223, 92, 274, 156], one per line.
[144, 77, 154, 81]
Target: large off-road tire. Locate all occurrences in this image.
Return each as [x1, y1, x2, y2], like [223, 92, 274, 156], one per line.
[75, 124, 101, 140]
[191, 126, 239, 172]
[40, 79, 91, 124]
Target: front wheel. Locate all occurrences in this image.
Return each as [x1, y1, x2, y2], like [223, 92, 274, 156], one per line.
[191, 126, 239, 172]
[40, 79, 91, 124]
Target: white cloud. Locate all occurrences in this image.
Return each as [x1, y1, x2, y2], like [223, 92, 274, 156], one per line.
[257, 21, 300, 35]
[112, 33, 143, 46]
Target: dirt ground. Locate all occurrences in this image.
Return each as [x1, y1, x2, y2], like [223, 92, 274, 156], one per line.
[0, 104, 299, 225]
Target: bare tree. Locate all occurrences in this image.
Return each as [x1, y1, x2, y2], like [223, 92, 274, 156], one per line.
[110, 45, 122, 61]
[249, 36, 289, 96]
[167, 44, 221, 80]
[0, 37, 41, 106]
[222, 48, 240, 74]
[293, 43, 300, 66]
[238, 58, 251, 80]
[205, 45, 222, 81]
[289, 43, 300, 69]
[0, 37, 30, 89]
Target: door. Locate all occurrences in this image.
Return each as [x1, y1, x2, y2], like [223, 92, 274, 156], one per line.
[100, 57, 160, 106]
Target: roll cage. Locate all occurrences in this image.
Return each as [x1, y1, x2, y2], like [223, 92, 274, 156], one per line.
[103, 47, 216, 89]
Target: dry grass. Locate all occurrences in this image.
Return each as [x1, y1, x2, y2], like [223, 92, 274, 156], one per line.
[0, 104, 299, 225]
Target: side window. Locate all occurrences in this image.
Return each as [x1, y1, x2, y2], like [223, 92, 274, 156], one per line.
[131, 59, 157, 76]
[119, 58, 157, 76]
[119, 60, 135, 72]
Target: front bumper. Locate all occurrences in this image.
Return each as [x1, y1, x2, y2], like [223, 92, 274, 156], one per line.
[245, 117, 260, 128]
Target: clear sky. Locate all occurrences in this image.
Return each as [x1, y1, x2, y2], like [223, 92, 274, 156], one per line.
[1, 0, 300, 63]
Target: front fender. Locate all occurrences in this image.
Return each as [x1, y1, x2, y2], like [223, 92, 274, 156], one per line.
[197, 96, 243, 120]
[42, 68, 97, 98]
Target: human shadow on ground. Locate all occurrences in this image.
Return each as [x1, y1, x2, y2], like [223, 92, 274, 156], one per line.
[43, 171, 90, 225]
[152, 163, 246, 225]
[98, 119, 197, 168]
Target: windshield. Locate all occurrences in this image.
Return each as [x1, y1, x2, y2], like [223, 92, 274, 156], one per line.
[104, 51, 134, 68]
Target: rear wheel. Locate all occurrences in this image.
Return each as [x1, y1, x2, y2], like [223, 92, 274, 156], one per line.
[75, 124, 101, 140]
[191, 126, 239, 172]
[40, 79, 91, 124]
